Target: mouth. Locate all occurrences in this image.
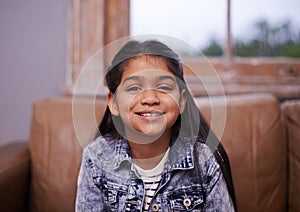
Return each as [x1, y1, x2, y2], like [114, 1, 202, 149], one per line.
[135, 111, 165, 118]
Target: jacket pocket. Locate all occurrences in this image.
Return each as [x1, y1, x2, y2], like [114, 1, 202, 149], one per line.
[102, 181, 128, 211]
[166, 185, 204, 211]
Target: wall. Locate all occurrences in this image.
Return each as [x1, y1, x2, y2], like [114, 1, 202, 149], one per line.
[0, 0, 69, 146]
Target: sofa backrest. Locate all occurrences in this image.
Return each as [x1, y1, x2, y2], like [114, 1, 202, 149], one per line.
[29, 94, 287, 212]
[196, 93, 287, 212]
[29, 97, 107, 212]
[281, 100, 300, 212]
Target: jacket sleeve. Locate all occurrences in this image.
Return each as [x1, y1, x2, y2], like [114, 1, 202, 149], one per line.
[75, 148, 105, 212]
[202, 154, 235, 212]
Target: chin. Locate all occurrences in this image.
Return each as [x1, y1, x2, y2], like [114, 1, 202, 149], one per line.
[137, 125, 166, 136]
[126, 128, 166, 144]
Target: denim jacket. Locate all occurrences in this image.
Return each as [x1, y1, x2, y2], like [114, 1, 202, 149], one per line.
[76, 135, 235, 212]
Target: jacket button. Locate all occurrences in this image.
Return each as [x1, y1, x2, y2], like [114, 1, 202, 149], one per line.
[152, 203, 159, 211]
[183, 197, 192, 207]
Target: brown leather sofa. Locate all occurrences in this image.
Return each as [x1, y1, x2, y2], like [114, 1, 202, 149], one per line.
[0, 93, 299, 212]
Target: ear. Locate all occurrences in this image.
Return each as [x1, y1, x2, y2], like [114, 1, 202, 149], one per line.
[107, 92, 119, 116]
[179, 89, 187, 114]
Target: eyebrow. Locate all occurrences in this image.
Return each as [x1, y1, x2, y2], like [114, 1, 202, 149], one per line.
[158, 75, 176, 82]
[122, 74, 176, 85]
[121, 75, 141, 85]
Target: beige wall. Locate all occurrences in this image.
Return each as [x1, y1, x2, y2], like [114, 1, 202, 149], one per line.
[0, 0, 69, 146]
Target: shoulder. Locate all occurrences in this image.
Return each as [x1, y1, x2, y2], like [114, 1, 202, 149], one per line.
[193, 139, 215, 161]
[82, 135, 117, 164]
[193, 139, 221, 178]
[84, 135, 109, 153]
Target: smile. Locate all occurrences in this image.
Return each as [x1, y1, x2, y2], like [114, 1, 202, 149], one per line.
[135, 112, 165, 117]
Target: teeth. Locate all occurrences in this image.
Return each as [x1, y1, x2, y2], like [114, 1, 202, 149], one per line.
[140, 112, 162, 117]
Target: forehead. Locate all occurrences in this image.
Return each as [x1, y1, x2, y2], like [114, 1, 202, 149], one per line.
[121, 55, 173, 81]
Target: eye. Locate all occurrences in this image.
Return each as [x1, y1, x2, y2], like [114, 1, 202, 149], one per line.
[157, 83, 176, 93]
[126, 85, 142, 92]
[158, 85, 172, 91]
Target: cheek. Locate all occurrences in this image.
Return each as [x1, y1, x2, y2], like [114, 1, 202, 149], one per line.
[116, 93, 138, 119]
[165, 93, 181, 109]
[171, 94, 184, 116]
[117, 92, 134, 107]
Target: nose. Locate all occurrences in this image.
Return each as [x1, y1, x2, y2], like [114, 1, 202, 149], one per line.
[140, 89, 160, 105]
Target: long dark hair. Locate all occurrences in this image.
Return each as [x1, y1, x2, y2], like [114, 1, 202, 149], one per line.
[96, 39, 236, 210]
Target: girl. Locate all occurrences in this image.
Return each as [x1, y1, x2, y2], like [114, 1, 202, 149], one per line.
[76, 40, 237, 211]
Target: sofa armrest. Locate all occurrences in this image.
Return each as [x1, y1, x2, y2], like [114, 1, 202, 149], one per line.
[0, 141, 31, 212]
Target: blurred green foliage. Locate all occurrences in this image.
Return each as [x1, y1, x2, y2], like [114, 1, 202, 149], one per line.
[202, 19, 300, 57]
[202, 39, 223, 56]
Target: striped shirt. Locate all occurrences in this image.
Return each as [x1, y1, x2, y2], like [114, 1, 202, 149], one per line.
[134, 148, 170, 211]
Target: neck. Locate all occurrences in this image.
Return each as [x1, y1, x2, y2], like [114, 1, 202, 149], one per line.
[128, 131, 171, 169]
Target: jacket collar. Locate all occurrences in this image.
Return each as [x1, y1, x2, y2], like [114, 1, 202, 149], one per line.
[112, 135, 195, 171]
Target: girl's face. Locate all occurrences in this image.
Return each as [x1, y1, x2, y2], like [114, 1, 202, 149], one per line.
[107, 56, 186, 143]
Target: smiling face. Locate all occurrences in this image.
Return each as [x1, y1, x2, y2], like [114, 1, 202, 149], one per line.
[107, 55, 186, 144]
